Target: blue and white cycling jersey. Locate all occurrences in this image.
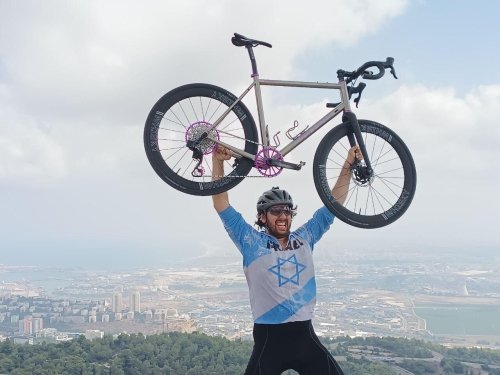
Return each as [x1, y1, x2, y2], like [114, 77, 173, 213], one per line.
[218, 205, 334, 324]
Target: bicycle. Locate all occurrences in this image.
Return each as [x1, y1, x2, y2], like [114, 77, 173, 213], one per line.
[144, 33, 416, 228]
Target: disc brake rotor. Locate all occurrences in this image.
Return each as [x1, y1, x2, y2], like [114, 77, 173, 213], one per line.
[352, 164, 375, 186]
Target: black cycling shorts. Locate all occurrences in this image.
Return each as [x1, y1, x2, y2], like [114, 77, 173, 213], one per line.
[244, 320, 344, 375]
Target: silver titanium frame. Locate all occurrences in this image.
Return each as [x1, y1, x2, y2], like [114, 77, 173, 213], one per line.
[208, 74, 353, 162]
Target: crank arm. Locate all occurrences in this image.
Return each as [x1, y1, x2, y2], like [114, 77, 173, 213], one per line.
[267, 159, 305, 170]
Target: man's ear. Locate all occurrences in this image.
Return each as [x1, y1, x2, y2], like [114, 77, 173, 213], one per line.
[259, 212, 267, 224]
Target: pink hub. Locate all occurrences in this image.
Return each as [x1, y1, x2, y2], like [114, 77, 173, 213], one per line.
[185, 121, 220, 155]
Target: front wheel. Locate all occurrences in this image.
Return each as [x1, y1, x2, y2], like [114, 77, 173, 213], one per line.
[313, 120, 416, 228]
[144, 83, 259, 196]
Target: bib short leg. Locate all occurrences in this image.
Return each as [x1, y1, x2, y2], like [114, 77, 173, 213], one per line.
[244, 320, 344, 375]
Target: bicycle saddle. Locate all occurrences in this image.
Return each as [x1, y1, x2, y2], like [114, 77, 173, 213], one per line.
[232, 33, 272, 48]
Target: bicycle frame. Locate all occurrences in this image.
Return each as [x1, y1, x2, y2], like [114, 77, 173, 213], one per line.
[207, 75, 353, 162]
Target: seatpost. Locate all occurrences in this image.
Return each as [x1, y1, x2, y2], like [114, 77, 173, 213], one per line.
[246, 46, 259, 76]
[246, 45, 268, 145]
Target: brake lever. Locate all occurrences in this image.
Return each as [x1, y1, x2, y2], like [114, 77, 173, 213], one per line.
[389, 66, 398, 79]
[384, 57, 398, 79]
[354, 92, 363, 108]
[350, 82, 366, 108]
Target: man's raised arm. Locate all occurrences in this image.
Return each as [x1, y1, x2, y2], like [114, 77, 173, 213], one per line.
[211, 147, 231, 213]
[331, 146, 362, 206]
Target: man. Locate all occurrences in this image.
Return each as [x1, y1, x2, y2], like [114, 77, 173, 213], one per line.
[212, 145, 360, 375]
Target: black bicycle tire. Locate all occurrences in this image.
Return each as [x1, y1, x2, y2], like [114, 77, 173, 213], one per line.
[313, 120, 416, 228]
[144, 83, 258, 196]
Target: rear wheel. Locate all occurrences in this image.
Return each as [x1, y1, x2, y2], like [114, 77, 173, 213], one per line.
[313, 120, 416, 228]
[144, 84, 258, 195]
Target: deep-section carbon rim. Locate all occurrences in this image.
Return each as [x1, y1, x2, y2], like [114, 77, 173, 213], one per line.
[144, 84, 258, 196]
[313, 120, 416, 228]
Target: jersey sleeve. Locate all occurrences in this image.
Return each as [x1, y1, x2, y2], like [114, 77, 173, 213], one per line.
[218, 205, 254, 256]
[295, 206, 335, 250]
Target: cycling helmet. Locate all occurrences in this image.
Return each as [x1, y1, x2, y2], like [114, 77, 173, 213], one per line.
[256, 187, 294, 212]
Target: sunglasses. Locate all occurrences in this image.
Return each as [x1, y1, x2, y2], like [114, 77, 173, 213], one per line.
[268, 206, 292, 217]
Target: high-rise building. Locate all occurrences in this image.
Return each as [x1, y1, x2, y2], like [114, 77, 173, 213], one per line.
[19, 319, 32, 335]
[129, 291, 141, 313]
[18, 317, 43, 336]
[112, 292, 122, 313]
[32, 318, 43, 334]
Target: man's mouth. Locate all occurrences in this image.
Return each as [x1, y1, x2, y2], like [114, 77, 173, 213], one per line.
[276, 221, 287, 231]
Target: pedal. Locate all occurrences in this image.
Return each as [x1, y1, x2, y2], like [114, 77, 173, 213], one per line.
[267, 159, 306, 170]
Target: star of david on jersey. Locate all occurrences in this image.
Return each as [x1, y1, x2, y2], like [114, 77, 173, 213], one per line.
[268, 254, 306, 287]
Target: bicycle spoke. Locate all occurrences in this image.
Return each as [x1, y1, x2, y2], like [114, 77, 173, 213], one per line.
[369, 184, 396, 208]
[199, 96, 206, 122]
[373, 155, 400, 167]
[344, 184, 358, 207]
[368, 186, 376, 215]
[160, 127, 185, 135]
[163, 145, 186, 161]
[206, 100, 223, 123]
[377, 176, 402, 200]
[180, 158, 196, 179]
[328, 145, 350, 166]
[353, 186, 359, 214]
[158, 138, 185, 142]
[372, 139, 387, 169]
[371, 185, 387, 213]
[188, 97, 200, 122]
[159, 145, 185, 152]
[370, 133, 377, 162]
[221, 123, 246, 134]
[165, 111, 187, 129]
[371, 147, 394, 166]
[170, 148, 191, 172]
[376, 176, 403, 190]
[178, 100, 193, 125]
[376, 166, 403, 176]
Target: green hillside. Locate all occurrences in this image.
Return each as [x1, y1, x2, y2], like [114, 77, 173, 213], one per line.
[1, 332, 500, 374]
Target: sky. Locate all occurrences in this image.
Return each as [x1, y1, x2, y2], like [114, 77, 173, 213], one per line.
[1, 0, 499, 268]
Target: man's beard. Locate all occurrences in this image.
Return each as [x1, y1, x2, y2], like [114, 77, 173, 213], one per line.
[266, 222, 290, 239]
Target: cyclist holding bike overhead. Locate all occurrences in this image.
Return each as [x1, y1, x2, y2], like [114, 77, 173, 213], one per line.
[212, 145, 360, 375]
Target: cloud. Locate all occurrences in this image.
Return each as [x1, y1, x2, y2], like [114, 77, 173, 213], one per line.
[352, 84, 500, 245]
[0, 87, 66, 183]
[361, 84, 500, 179]
[0, 0, 409, 184]
[0, 0, 409, 117]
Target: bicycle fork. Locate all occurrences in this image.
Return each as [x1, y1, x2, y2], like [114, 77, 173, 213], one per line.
[343, 111, 374, 183]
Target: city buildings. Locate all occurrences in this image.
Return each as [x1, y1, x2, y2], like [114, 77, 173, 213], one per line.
[130, 291, 141, 313]
[1, 249, 500, 349]
[112, 292, 122, 313]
